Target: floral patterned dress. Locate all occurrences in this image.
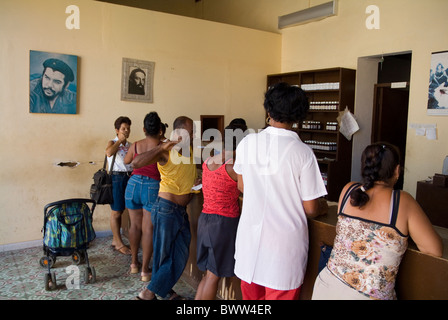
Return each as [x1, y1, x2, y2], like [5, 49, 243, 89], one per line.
[327, 184, 408, 300]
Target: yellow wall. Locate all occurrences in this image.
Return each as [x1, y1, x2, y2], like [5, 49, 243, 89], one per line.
[2, 0, 448, 247]
[281, 0, 448, 195]
[0, 0, 281, 245]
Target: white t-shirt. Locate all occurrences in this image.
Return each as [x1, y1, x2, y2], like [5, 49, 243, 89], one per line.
[233, 126, 327, 290]
[107, 137, 132, 172]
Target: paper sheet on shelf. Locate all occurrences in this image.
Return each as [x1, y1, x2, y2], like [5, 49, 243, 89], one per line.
[337, 107, 359, 141]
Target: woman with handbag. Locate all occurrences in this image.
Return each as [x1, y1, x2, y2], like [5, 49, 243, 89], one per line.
[105, 116, 133, 255]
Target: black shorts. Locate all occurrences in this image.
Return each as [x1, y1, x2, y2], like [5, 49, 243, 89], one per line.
[196, 212, 239, 278]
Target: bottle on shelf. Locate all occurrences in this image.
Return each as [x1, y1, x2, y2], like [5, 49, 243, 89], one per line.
[325, 121, 338, 131]
[304, 140, 337, 152]
[309, 101, 339, 111]
[301, 120, 322, 130]
[301, 82, 340, 91]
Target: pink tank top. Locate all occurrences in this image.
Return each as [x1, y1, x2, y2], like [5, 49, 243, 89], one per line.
[132, 143, 161, 181]
[202, 158, 240, 218]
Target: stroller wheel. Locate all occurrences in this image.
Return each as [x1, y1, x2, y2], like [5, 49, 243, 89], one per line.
[39, 256, 55, 269]
[72, 251, 82, 265]
[44, 272, 57, 291]
[84, 266, 96, 284]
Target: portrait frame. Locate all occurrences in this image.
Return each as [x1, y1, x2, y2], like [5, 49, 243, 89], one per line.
[29, 50, 78, 114]
[427, 50, 448, 116]
[121, 58, 155, 103]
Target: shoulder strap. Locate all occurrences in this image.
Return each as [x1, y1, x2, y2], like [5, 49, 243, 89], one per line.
[389, 190, 401, 227]
[102, 155, 108, 170]
[340, 183, 362, 212]
[103, 153, 116, 173]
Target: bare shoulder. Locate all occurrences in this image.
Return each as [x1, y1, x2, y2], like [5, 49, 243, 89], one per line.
[397, 190, 419, 209]
[340, 181, 360, 197]
[396, 189, 425, 222]
[225, 162, 238, 182]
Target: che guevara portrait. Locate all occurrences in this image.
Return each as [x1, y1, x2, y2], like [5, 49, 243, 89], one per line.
[30, 50, 78, 114]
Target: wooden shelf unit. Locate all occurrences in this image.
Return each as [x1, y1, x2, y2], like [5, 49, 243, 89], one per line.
[267, 67, 356, 201]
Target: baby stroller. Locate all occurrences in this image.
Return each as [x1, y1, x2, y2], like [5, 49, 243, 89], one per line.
[39, 198, 97, 290]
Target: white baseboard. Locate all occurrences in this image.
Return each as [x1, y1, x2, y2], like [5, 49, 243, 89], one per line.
[0, 230, 113, 253]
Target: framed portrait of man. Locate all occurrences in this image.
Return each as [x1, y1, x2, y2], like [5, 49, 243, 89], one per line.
[428, 50, 448, 116]
[121, 58, 155, 103]
[29, 50, 78, 114]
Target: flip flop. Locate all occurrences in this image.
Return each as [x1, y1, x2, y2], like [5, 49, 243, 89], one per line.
[135, 295, 157, 300]
[141, 270, 152, 282]
[167, 290, 187, 300]
[115, 245, 131, 255]
[130, 263, 139, 274]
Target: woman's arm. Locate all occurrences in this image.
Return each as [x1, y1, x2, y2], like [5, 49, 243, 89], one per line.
[131, 144, 164, 169]
[405, 192, 443, 257]
[237, 174, 244, 193]
[106, 132, 127, 157]
[303, 197, 328, 219]
[131, 139, 180, 169]
[105, 140, 120, 157]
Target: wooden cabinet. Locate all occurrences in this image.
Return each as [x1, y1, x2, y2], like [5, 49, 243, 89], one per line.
[267, 68, 356, 201]
[416, 180, 448, 228]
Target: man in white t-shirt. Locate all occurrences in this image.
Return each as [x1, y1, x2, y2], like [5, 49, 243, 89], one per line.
[233, 82, 328, 300]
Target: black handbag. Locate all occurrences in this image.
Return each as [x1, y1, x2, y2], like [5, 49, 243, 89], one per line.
[90, 154, 116, 205]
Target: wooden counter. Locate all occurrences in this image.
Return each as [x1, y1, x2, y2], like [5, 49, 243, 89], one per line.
[302, 205, 448, 300]
[184, 195, 448, 300]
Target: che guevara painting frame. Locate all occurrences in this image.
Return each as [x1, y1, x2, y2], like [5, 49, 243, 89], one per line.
[121, 58, 155, 103]
[428, 50, 448, 116]
[29, 50, 78, 114]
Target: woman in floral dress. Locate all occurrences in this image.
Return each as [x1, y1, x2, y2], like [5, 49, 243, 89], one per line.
[312, 142, 442, 300]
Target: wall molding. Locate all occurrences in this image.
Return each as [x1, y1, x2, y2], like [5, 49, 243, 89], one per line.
[0, 230, 113, 253]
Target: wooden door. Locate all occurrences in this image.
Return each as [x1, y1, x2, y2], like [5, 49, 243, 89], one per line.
[371, 83, 409, 189]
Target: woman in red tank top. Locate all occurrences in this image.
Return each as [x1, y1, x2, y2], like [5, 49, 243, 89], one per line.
[195, 122, 244, 300]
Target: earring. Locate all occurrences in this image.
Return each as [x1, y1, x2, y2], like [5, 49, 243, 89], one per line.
[266, 117, 271, 125]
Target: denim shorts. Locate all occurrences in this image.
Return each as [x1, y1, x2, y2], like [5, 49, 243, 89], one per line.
[110, 173, 130, 212]
[125, 175, 160, 212]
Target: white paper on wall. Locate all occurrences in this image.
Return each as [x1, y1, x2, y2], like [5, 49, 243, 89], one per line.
[337, 107, 360, 141]
[409, 123, 438, 140]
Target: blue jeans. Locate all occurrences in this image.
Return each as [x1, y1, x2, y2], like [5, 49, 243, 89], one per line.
[125, 175, 160, 212]
[110, 173, 130, 212]
[148, 197, 191, 297]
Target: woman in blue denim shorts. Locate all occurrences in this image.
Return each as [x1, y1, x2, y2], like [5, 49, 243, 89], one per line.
[124, 112, 166, 281]
[106, 116, 133, 255]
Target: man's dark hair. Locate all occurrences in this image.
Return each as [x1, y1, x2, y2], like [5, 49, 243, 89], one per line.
[228, 118, 247, 131]
[264, 82, 309, 123]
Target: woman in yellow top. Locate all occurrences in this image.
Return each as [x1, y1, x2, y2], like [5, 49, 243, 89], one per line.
[132, 116, 198, 300]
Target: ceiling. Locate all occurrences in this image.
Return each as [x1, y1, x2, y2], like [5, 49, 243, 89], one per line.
[95, 0, 325, 33]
